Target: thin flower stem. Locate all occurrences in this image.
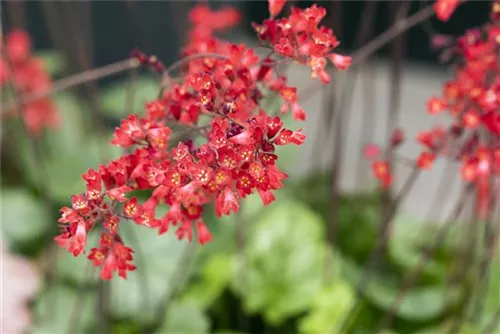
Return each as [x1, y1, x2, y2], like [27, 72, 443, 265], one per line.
[66, 263, 96, 334]
[298, 3, 436, 101]
[157, 53, 230, 98]
[0, 45, 60, 320]
[143, 241, 197, 333]
[482, 310, 500, 334]
[1, 58, 140, 116]
[376, 185, 474, 331]
[325, 0, 378, 281]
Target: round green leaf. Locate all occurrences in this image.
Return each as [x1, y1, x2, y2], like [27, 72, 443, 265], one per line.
[1, 188, 49, 245]
[231, 200, 326, 324]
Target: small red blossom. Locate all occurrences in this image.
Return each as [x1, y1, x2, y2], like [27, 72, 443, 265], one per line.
[417, 152, 436, 170]
[269, 0, 287, 17]
[434, 0, 460, 22]
[426, 96, 447, 115]
[372, 161, 392, 188]
[196, 220, 212, 245]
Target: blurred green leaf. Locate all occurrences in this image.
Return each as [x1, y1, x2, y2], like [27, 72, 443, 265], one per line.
[17, 94, 122, 203]
[99, 76, 159, 118]
[1, 188, 49, 245]
[415, 320, 480, 334]
[35, 50, 66, 77]
[32, 285, 96, 334]
[110, 223, 191, 324]
[292, 173, 380, 262]
[389, 220, 449, 282]
[180, 253, 234, 309]
[298, 280, 355, 334]
[231, 200, 325, 325]
[343, 258, 461, 322]
[43, 94, 87, 154]
[156, 301, 210, 334]
[484, 252, 500, 313]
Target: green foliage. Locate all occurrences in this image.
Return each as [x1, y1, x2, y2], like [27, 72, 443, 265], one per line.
[1, 188, 49, 248]
[109, 222, 192, 324]
[298, 280, 355, 334]
[156, 301, 210, 334]
[231, 200, 326, 325]
[35, 50, 67, 77]
[16, 94, 122, 203]
[99, 76, 159, 119]
[180, 253, 234, 309]
[31, 285, 96, 334]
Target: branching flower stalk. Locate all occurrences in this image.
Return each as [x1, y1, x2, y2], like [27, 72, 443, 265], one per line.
[52, 1, 352, 280]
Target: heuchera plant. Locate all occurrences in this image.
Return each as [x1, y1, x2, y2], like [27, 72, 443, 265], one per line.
[368, 1, 500, 222]
[54, 1, 351, 280]
[0, 29, 59, 135]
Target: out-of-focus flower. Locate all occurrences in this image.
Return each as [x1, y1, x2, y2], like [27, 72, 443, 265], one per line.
[0, 29, 60, 136]
[0, 241, 41, 334]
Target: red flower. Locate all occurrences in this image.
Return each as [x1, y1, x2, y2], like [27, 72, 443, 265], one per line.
[123, 197, 142, 219]
[68, 222, 88, 257]
[268, 0, 286, 17]
[372, 161, 392, 188]
[6, 29, 31, 64]
[196, 220, 212, 245]
[327, 53, 352, 70]
[175, 220, 193, 242]
[426, 96, 447, 115]
[216, 187, 240, 217]
[434, 0, 460, 22]
[257, 189, 276, 206]
[417, 152, 436, 170]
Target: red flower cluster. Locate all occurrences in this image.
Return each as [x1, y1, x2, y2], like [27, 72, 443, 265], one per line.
[0, 29, 59, 135]
[55, 1, 348, 280]
[367, 2, 500, 219]
[425, 3, 500, 218]
[253, 2, 351, 84]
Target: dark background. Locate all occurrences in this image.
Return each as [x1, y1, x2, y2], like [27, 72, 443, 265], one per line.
[1, 1, 491, 69]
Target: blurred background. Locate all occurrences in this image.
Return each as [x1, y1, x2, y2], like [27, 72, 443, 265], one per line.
[1, 1, 499, 334]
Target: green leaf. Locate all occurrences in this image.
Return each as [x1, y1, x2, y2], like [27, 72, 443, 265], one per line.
[31, 285, 96, 334]
[415, 320, 480, 334]
[180, 253, 234, 309]
[343, 258, 461, 322]
[231, 200, 326, 324]
[99, 76, 159, 118]
[389, 219, 449, 282]
[298, 280, 355, 334]
[484, 252, 500, 313]
[16, 94, 123, 203]
[110, 223, 191, 324]
[35, 50, 66, 77]
[1, 188, 49, 245]
[42, 94, 87, 155]
[156, 301, 210, 334]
